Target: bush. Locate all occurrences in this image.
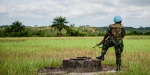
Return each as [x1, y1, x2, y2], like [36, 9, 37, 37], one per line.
[35, 30, 45, 37]
[10, 32, 17, 37]
[97, 32, 106, 36]
[88, 33, 96, 36]
[74, 31, 79, 36]
[137, 32, 143, 35]
[78, 32, 86, 36]
[0, 33, 7, 37]
[4, 26, 11, 33]
[10, 30, 31, 37]
[66, 28, 87, 37]
[56, 33, 63, 37]
[46, 34, 55, 37]
[144, 31, 150, 35]
[127, 30, 143, 35]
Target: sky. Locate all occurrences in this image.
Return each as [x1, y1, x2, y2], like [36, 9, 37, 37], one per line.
[0, 0, 150, 28]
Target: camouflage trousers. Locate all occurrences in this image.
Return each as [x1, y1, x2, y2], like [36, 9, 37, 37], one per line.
[101, 39, 124, 65]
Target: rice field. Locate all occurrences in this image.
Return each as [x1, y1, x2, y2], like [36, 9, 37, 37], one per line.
[0, 36, 150, 75]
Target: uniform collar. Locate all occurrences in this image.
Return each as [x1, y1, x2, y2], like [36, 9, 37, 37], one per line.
[114, 23, 122, 25]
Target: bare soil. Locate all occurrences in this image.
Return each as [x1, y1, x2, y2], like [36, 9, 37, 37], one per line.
[38, 65, 126, 75]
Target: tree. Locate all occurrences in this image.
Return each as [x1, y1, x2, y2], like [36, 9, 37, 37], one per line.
[144, 31, 150, 35]
[11, 21, 25, 32]
[3, 26, 12, 37]
[70, 23, 75, 27]
[4, 26, 11, 33]
[35, 25, 38, 27]
[51, 16, 69, 37]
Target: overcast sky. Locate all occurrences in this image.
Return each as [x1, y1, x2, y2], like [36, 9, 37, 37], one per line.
[0, 0, 150, 28]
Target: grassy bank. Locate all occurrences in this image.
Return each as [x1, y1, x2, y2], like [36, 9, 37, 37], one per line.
[0, 36, 150, 75]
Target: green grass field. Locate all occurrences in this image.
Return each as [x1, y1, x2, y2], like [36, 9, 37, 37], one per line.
[0, 36, 150, 75]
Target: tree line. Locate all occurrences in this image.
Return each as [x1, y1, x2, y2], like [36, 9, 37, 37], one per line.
[0, 16, 150, 37]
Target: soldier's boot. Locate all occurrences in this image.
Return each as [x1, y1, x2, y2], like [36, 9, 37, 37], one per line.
[96, 54, 104, 60]
[116, 64, 121, 71]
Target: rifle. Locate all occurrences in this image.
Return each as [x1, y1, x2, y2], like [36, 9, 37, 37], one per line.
[93, 40, 106, 48]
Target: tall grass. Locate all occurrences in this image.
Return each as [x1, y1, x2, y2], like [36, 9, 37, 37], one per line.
[0, 36, 150, 75]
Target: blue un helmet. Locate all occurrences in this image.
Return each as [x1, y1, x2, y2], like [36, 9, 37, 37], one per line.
[114, 15, 122, 22]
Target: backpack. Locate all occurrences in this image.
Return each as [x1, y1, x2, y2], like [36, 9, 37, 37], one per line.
[109, 24, 125, 40]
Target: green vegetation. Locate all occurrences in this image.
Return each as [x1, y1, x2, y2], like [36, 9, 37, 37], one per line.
[0, 36, 150, 75]
[0, 17, 150, 37]
[0, 25, 150, 37]
[1, 25, 150, 37]
[66, 71, 72, 74]
[98, 26, 150, 32]
[51, 16, 69, 37]
[66, 28, 86, 36]
[10, 21, 25, 32]
[0, 21, 31, 37]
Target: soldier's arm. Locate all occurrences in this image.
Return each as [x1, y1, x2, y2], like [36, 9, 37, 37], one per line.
[103, 33, 108, 40]
[100, 34, 108, 44]
[99, 33, 108, 44]
[99, 27, 110, 44]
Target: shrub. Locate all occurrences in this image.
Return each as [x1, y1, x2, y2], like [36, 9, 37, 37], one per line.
[78, 32, 86, 37]
[97, 32, 106, 36]
[88, 33, 96, 36]
[35, 30, 45, 37]
[127, 30, 143, 35]
[144, 31, 150, 35]
[4, 26, 11, 33]
[10, 32, 17, 37]
[66, 28, 87, 37]
[9, 30, 31, 37]
[56, 33, 63, 36]
[46, 34, 55, 37]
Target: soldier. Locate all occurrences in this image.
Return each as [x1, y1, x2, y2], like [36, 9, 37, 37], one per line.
[96, 15, 125, 71]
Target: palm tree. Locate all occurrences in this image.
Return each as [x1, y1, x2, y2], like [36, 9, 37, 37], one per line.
[11, 20, 25, 32]
[51, 16, 69, 37]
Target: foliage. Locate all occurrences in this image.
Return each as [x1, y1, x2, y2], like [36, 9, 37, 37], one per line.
[88, 33, 96, 36]
[9, 30, 31, 37]
[144, 31, 150, 35]
[97, 26, 150, 32]
[126, 30, 143, 35]
[78, 32, 86, 36]
[70, 23, 75, 27]
[51, 16, 69, 37]
[97, 32, 106, 36]
[1, 22, 150, 37]
[1, 26, 12, 37]
[36, 30, 44, 36]
[11, 20, 25, 32]
[56, 32, 63, 36]
[66, 28, 86, 36]
[0, 26, 31, 37]
[0, 25, 10, 28]
[4, 26, 11, 33]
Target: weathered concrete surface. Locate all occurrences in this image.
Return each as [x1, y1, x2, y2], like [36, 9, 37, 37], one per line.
[62, 57, 102, 72]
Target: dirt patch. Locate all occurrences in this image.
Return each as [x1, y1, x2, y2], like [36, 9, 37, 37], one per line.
[38, 57, 126, 75]
[38, 65, 126, 75]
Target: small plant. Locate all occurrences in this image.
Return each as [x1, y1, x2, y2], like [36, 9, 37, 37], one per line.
[66, 71, 71, 74]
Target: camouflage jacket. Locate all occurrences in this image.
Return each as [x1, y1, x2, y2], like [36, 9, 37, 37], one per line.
[106, 23, 125, 45]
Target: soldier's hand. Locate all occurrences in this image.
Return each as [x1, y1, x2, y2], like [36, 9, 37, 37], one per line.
[100, 39, 104, 44]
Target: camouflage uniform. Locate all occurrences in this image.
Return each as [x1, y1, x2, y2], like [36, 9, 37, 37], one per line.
[101, 23, 125, 65]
